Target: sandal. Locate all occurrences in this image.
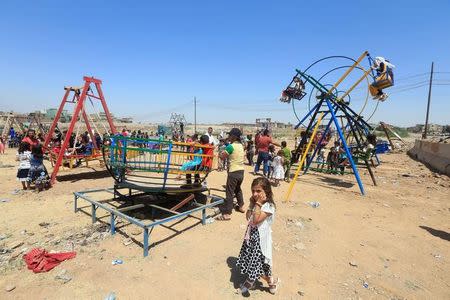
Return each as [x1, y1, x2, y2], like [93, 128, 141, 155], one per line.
[235, 206, 245, 213]
[215, 214, 231, 221]
[269, 277, 280, 294]
[240, 279, 255, 294]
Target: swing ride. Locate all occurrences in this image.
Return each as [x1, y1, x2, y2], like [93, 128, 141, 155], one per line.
[103, 134, 215, 194]
[282, 51, 395, 198]
[43, 76, 117, 184]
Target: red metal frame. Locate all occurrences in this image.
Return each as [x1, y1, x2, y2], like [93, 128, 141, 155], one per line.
[44, 77, 117, 184]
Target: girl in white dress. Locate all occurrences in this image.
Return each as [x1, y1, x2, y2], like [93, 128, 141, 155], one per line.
[237, 177, 280, 295]
[271, 150, 285, 186]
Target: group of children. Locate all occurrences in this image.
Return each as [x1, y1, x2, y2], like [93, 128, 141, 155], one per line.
[16, 142, 50, 191]
[217, 133, 292, 187]
[255, 141, 292, 187]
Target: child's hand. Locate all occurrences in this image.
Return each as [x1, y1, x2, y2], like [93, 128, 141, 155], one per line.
[246, 209, 252, 221]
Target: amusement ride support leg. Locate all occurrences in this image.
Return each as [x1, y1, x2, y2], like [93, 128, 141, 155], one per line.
[81, 108, 98, 149]
[303, 104, 339, 173]
[50, 81, 90, 184]
[294, 102, 320, 129]
[43, 88, 70, 150]
[342, 111, 377, 186]
[294, 99, 324, 161]
[325, 100, 365, 195]
[285, 113, 324, 202]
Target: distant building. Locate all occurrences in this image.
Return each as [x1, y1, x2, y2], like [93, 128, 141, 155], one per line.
[407, 124, 444, 134]
[256, 118, 272, 129]
[44, 108, 72, 122]
[116, 117, 133, 123]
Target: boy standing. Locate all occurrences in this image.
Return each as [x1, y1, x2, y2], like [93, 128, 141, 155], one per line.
[281, 141, 292, 182]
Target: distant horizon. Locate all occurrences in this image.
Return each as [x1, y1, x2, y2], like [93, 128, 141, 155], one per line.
[1, 107, 448, 128]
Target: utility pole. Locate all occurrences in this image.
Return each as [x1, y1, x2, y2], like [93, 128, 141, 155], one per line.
[422, 62, 434, 139]
[194, 96, 197, 134]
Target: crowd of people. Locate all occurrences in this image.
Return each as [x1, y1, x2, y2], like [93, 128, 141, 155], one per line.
[5, 128, 51, 192]
[5, 124, 379, 296]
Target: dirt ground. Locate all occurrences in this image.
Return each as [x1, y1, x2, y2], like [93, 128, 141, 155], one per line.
[0, 144, 449, 299]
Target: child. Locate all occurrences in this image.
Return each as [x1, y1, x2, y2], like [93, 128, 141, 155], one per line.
[177, 135, 207, 185]
[217, 139, 227, 171]
[266, 144, 275, 178]
[316, 148, 326, 171]
[280, 77, 305, 103]
[28, 144, 50, 192]
[327, 146, 338, 173]
[237, 177, 280, 295]
[0, 136, 5, 154]
[271, 150, 285, 186]
[16, 142, 31, 190]
[369, 56, 395, 101]
[280, 141, 291, 182]
[185, 135, 210, 185]
[246, 139, 255, 166]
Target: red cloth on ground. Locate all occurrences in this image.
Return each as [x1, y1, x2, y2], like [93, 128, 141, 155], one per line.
[23, 248, 76, 273]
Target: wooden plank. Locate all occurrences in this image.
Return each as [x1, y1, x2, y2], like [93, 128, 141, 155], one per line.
[148, 204, 180, 215]
[170, 193, 195, 211]
[117, 204, 146, 213]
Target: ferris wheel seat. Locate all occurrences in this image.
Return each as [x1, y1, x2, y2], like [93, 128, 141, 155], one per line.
[280, 89, 306, 103]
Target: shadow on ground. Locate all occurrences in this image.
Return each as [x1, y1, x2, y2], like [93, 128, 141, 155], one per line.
[419, 226, 450, 242]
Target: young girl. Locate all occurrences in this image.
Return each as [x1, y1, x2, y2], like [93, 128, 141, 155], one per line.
[217, 139, 227, 171]
[267, 144, 276, 178]
[0, 136, 5, 154]
[271, 150, 285, 186]
[16, 142, 31, 190]
[246, 139, 255, 166]
[237, 177, 280, 295]
[28, 144, 50, 191]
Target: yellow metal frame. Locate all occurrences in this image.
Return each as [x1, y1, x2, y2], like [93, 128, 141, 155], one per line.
[284, 113, 324, 202]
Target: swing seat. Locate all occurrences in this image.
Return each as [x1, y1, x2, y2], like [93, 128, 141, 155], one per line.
[50, 149, 104, 169]
[372, 68, 394, 90]
[280, 89, 306, 102]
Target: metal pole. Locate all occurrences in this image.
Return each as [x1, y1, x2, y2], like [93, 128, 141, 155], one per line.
[194, 96, 197, 134]
[423, 62, 434, 139]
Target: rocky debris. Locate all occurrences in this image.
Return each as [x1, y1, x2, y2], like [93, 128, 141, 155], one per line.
[39, 222, 51, 228]
[7, 241, 24, 250]
[5, 284, 16, 292]
[297, 290, 305, 296]
[55, 269, 72, 284]
[0, 233, 8, 241]
[293, 242, 305, 251]
[63, 223, 110, 247]
[122, 238, 133, 246]
[349, 261, 358, 267]
[130, 228, 141, 236]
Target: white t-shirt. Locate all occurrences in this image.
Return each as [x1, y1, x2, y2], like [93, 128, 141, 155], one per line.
[205, 133, 219, 147]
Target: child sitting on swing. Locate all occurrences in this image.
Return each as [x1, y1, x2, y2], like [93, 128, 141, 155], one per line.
[369, 56, 395, 101]
[280, 77, 305, 103]
[177, 135, 210, 185]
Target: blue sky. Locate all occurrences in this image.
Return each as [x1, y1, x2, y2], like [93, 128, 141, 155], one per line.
[0, 1, 449, 126]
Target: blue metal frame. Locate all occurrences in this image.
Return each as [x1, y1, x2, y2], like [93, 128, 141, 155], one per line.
[325, 99, 365, 195]
[294, 102, 320, 129]
[304, 104, 339, 172]
[74, 187, 224, 257]
[162, 142, 173, 189]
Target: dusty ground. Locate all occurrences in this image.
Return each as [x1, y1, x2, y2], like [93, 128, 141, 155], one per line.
[0, 145, 449, 299]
